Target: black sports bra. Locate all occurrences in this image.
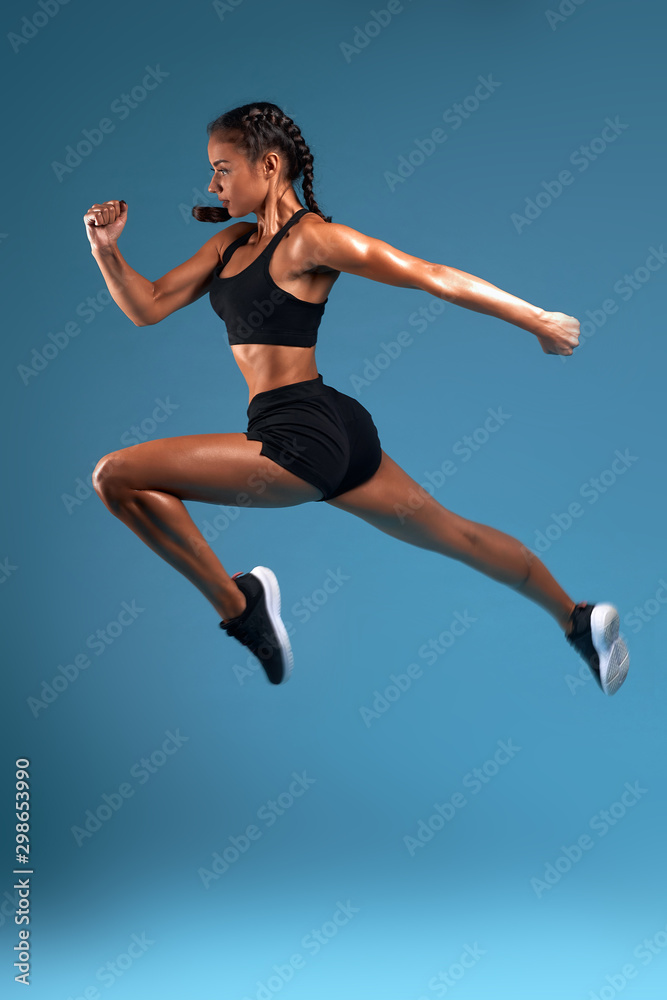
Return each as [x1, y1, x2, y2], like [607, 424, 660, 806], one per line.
[209, 207, 327, 347]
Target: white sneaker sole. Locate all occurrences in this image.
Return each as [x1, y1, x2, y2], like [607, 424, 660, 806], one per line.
[590, 603, 629, 696]
[250, 565, 294, 684]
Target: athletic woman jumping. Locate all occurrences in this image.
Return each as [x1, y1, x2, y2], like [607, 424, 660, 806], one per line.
[83, 101, 629, 694]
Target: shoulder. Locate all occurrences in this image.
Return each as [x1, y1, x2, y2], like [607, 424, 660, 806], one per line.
[295, 212, 347, 275]
[292, 219, 427, 287]
[297, 216, 384, 275]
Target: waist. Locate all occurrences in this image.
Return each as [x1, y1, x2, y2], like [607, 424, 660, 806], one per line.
[247, 374, 327, 415]
[229, 329, 318, 347]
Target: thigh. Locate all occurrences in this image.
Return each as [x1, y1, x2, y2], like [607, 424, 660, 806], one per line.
[93, 432, 325, 507]
[325, 449, 473, 551]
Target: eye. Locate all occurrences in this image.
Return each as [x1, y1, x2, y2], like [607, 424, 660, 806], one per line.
[209, 167, 228, 175]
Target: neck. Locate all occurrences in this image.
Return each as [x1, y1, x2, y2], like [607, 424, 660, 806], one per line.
[252, 197, 305, 239]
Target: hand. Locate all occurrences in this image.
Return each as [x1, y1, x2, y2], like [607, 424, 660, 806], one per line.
[534, 310, 581, 356]
[83, 199, 128, 251]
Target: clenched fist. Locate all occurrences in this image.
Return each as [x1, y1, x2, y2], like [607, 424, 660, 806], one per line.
[534, 311, 581, 356]
[84, 199, 128, 251]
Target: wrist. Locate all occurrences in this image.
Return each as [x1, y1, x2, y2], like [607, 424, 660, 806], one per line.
[522, 304, 546, 336]
[91, 242, 119, 258]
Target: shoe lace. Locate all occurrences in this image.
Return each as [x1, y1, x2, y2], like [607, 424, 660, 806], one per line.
[229, 618, 274, 650]
[226, 619, 253, 647]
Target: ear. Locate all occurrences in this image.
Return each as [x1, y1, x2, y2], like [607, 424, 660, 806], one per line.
[263, 150, 281, 177]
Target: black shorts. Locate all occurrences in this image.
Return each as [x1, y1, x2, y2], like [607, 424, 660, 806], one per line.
[245, 374, 383, 502]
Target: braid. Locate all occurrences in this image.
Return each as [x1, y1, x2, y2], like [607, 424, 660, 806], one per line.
[280, 114, 329, 223]
[193, 102, 332, 224]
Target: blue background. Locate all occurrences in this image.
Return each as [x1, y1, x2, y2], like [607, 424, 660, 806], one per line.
[1, 0, 666, 997]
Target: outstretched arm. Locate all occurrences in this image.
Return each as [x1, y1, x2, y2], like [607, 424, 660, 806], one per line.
[305, 222, 580, 356]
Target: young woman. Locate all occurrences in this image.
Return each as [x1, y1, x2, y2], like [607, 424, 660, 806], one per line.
[83, 101, 629, 694]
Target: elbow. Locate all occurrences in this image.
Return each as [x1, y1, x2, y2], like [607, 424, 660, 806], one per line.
[135, 285, 159, 326]
[419, 262, 454, 302]
[133, 307, 160, 327]
[433, 264, 463, 306]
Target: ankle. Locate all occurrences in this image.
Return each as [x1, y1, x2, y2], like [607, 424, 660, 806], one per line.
[217, 582, 247, 623]
[562, 601, 578, 636]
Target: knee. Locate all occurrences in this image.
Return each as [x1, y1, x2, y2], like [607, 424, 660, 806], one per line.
[92, 451, 128, 504]
[432, 513, 480, 558]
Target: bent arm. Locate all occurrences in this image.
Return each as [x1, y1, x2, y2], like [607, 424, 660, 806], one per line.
[90, 225, 249, 326]
[91, 243, 157, 326]
[308, 223, 545, 335]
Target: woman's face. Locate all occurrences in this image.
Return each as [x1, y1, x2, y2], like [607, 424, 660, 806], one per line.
[207, 134, 272, 217]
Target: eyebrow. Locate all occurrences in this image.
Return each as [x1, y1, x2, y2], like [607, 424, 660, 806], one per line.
[212, 159, 231, 165]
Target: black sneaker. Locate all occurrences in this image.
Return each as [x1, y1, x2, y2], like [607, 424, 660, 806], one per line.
[219, 566, 293, 685]
[566, 602, 629, 695]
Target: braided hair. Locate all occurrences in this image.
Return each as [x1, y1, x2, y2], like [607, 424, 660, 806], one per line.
[193, 101, 331, 224]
